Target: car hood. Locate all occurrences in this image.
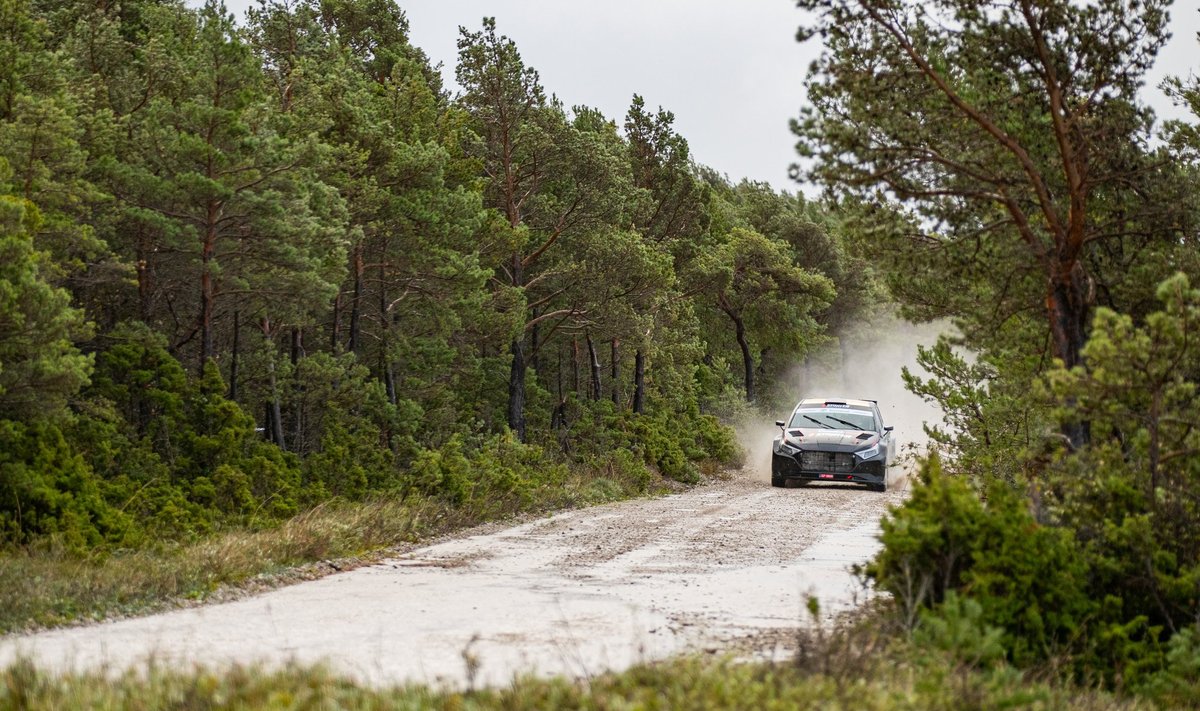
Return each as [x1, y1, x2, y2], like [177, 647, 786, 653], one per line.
[789, 429, 876, 449]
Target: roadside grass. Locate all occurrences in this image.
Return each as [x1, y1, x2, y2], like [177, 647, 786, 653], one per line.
[0, 647, 1151, 710]
[0, 465, 681, 636]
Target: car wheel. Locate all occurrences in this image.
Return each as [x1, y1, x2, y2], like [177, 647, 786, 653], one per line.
[771, 476, 786, 488]
[871, 482, 887, 492]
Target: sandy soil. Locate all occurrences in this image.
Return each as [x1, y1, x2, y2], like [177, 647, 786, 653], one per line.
[0, 465, 909, 689]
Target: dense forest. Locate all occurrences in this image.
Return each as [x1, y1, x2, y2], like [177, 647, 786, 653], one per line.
[4, 0, 1200, 703]
[0, 0, 867, 551]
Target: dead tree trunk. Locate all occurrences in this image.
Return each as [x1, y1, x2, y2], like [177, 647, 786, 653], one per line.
[586, 334, 601, 401]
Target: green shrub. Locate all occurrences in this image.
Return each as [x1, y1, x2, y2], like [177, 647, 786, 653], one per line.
[627, 412, 699, 483]
[694, 413, 741, 465]
[913, 592, 1007, 670]
[406, 432, 569, 516]
[600, 447, 655, 493]
[868, 452, 1093, 668]
[0, 419, 130, 552]
[407, 434, 472, 504]
[1138, 626, 1200, 707]
[473, 432, 567, 508]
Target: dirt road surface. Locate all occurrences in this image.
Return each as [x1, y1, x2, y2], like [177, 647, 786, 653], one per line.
[0, 466, 908, 689]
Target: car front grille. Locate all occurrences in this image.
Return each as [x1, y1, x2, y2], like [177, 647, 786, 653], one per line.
[800, 451, 856, 473]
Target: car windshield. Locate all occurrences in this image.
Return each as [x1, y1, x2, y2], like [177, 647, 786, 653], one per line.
[790, 409, 876, 431]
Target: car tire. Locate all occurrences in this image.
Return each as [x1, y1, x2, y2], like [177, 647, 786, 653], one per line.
[771, 476, 786, 488]
[873, 470, 889, 492]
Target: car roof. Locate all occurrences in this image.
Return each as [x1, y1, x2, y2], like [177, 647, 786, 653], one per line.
[796, 397, 876, 409]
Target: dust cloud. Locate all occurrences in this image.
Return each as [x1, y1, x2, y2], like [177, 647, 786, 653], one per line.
[736, 315, 950, 489]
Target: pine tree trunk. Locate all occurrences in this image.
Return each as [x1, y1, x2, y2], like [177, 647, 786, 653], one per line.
[529, 307, 540, 372]
[330, 291, 342, 352]
[1048, 262, 1091, 448]
[718, 295, 755, 402]
[551, 347, 566, 432]
[384, 362, 397, 406]
[261, 316, 286, 450]
[136, 230, 153, 323]
[633, 349, 646, 414]
[199, 207, 217, 374]
[572, 338, 581, 396]
[228, 310, 240, 401]
[348, 243, 363, 354]
[734, 313, 754, 403]
[508, 337, 527, 441]
[506, 253, 528, 438]
[290, 327, 304, 453]
[610, 339, 620, 406]
[378, 244, 397, 405]
[264, 402, 275, 442]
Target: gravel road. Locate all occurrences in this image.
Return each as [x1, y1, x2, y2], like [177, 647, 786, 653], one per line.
[0, 465, 908, 689]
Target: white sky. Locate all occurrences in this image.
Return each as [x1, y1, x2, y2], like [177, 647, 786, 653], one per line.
[223, 1, 1200, 192]
[402, 0, 810, 191]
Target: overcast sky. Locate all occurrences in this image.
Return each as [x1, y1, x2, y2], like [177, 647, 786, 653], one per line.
[226, 1, 1200, 192]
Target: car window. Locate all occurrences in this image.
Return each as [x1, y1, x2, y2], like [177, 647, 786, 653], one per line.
[790, 408, 876, 431]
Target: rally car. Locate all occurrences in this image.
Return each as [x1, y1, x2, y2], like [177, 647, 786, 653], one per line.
[771, 398, 894, 491]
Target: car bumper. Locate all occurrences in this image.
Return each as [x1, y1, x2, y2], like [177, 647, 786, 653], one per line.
[771, 451, 886, 487]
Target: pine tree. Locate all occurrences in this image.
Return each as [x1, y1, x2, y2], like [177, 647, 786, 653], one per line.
[105, 0, 346, 374]
[0, 162, 93, 419]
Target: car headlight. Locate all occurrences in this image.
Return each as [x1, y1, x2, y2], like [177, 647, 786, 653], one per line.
[774, 438, 801, 455]
[855, 443, 881, 460]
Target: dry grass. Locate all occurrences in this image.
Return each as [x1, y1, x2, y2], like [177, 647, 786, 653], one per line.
[0, 651, 1156, 711]
[0, 497, 446, 634]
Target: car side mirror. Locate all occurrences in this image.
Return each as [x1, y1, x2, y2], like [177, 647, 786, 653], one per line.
[775, 420, 786, 428]
[884, 426, 894, 432]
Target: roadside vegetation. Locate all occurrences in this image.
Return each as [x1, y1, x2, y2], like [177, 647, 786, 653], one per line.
[0, 619, 1160, 710]
[0, 455, 701, 634]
